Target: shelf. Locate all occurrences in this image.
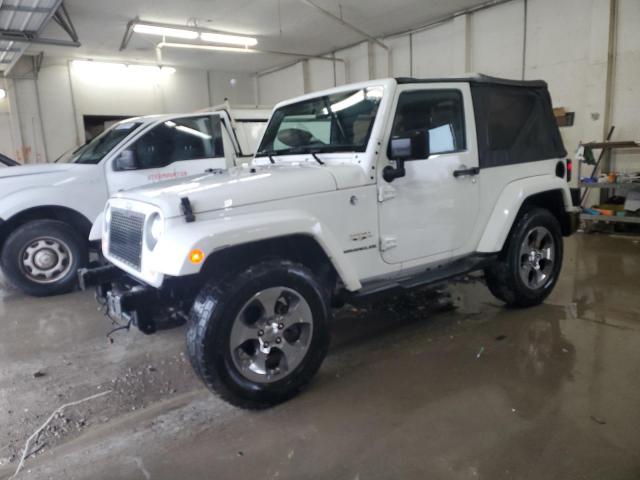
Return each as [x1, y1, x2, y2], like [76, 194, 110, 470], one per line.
[579, 182, 640, 189]
[581, 214, 640, 224]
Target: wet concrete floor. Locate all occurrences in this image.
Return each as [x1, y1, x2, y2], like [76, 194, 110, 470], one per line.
[1, 233, 639, 479]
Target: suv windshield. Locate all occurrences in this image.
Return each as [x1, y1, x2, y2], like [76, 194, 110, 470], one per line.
[56, 121, 141, 164]
[257, 86, 383, 157]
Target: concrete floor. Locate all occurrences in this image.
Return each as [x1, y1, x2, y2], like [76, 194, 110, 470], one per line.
[1, 233, 640, 479]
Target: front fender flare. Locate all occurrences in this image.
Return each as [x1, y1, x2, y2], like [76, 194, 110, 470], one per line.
[89, 212, 104, 241]
[149, 209, 362, 291]
[476, 176, 573, 253]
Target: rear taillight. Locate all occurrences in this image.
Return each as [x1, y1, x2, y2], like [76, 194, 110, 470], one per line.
[566, 159, 572, 182]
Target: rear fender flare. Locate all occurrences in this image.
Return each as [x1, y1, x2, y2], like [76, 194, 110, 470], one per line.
[477, 176, 572, 253]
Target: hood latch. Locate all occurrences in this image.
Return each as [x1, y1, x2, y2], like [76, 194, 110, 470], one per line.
[180, 197, 196, 223]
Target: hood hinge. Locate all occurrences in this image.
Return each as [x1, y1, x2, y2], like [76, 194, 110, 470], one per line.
[380, 235, 398, 252]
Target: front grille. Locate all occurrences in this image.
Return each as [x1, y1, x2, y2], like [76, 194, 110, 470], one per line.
[109, 208, 145, 271]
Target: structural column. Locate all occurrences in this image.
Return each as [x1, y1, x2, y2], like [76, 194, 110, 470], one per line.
[452, 14, 470, 74]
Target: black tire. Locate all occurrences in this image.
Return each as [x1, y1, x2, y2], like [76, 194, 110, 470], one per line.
[485, 207, 563, 308]
[0, 220, 88, 297]
[186, 259, 331, 409]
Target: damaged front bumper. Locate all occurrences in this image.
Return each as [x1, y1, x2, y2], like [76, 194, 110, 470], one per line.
[78, 264, 189, 334]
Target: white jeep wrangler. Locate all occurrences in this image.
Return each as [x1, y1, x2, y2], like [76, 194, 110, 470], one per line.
[80, 75, 579, 408]
[0, 106, 268, 296]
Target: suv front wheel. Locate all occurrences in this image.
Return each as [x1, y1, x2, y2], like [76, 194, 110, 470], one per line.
[186, 259, 331, 409]
[485, 207, 563, 308]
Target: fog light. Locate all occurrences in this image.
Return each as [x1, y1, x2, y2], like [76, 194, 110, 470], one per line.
[189, 249, 205, 264]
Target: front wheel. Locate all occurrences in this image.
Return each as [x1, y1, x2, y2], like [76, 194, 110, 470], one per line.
[485, 207, 563, 308]
[186, 259, 331, 409]
[1, 220, 88, 297]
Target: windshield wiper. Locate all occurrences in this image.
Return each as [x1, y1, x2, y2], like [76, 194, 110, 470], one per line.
[256, 150, 276, 164]
[274, 147, 325, 165]
[310, 152, 324, 165]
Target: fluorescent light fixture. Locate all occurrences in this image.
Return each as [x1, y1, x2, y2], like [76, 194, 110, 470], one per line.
[0, 88, 6, 100]
[133, 23, 198, 40]
[159, 42, 257, 53]
[200, 32, 257, 47]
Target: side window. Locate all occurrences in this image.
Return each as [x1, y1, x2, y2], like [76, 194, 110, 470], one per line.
[391, 90, 466, 154]
[128, 115, 224, 170]
[485, 90, 536, 150]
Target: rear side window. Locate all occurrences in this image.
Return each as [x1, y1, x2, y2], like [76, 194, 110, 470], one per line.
[472, 85, 566, 168]
[129, 115, 224, 170]
[485, 91, 536, 150]
[391, 89, 466, 154]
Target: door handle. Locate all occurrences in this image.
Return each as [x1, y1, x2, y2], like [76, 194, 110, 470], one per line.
[453, 166, 480, 178]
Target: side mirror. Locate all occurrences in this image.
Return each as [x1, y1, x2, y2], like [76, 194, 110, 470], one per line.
[384, 129, 430, 182]
[114, 149, 138, 171]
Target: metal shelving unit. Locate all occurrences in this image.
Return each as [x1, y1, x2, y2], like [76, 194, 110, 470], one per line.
[578, 140, 640, 226]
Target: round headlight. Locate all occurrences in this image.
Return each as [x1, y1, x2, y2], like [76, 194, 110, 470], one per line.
[146, 213, 163, 250]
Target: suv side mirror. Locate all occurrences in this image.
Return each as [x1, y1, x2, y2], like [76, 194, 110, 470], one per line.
[114, 149, 138, 171]
[384, 129, 430, 182]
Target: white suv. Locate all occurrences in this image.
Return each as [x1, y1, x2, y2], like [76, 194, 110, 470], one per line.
[80, 75, 579, 408]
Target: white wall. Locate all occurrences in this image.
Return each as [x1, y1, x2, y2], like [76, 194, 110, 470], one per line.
[412, 22, 455, 78]
[0, 60, 259, 163]
[38, 63, 77, 159]
[470, 0, 524, 79]
[0, 78, 18, 161]
[257, 63, 305, 106]
[207, 70, 257, 106]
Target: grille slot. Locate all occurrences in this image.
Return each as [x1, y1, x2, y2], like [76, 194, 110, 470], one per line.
[109, 208, 145, 271]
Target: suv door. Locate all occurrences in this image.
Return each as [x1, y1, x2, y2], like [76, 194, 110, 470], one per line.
[378, 83, 479, 265]
[106, 114, 226, 193]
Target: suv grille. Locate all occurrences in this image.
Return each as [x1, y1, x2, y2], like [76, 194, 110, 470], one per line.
[109, 208, 145, 271]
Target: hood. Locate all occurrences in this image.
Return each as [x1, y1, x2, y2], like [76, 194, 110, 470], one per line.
[114, 164, 340, 218]
[0, 163, 77, 179]
[0, 163, 102, 205]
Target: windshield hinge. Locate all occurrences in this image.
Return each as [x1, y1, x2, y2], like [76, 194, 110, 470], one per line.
[380, 235, 398, 252]
[378, 185, 396, 203]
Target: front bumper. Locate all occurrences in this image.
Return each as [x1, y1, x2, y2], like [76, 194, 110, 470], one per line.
[78, 265, 186, 334]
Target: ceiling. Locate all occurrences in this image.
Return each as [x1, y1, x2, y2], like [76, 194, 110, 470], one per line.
[0, 0, 61, 73]
[30, 0, 491, 73]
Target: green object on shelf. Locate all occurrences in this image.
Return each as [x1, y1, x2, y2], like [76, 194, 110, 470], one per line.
[617, 211, 626, 217]
[583, 147, 596, 165]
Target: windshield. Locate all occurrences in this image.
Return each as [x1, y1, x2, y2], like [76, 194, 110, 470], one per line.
[257, 86, 384, 157]
[56, 121, 142, 164]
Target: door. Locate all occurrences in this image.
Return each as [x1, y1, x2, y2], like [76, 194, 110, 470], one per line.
[106, 114, 227, 193]
[378, 84, 479, 264]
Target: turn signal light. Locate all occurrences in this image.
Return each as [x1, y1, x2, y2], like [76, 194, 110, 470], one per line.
[189, 249, 205, 264]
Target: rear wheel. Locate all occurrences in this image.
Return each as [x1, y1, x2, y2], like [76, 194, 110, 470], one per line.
[1, 220, 88, 297]
[485, 208, 563, 307]
[186, 259, 330, 408]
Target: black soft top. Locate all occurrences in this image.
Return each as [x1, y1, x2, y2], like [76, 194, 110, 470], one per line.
[395, 74, 548, 89]
[395, 74, 566, 168]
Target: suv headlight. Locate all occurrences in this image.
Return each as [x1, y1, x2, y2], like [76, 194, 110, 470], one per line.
[146, 212, 164, 250]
